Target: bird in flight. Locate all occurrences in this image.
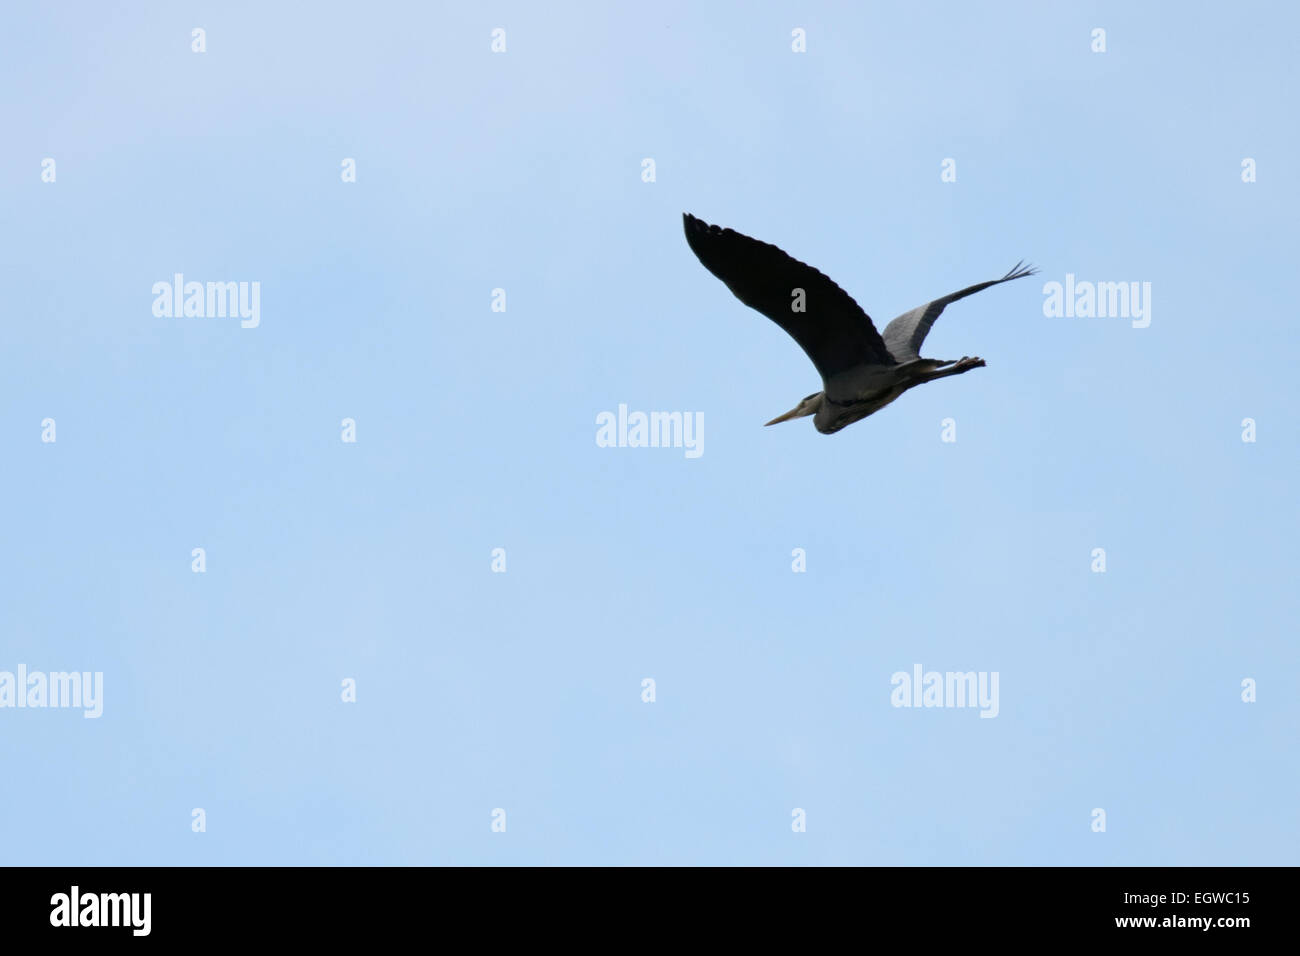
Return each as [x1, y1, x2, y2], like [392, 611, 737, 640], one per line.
[683, 213, 1038, 434]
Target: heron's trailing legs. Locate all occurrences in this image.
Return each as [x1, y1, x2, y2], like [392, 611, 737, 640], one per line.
[918, 356, 985, 383]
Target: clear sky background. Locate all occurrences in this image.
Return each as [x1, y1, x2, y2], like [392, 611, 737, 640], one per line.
[2, 2, 1296, 865]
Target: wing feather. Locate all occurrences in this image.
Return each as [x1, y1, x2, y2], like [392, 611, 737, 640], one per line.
[882, 261, 1039, 362]
[683, 213, 896, 380]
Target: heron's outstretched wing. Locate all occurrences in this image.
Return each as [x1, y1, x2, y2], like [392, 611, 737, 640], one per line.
[882, 261, 1039, 362]
[683, 213, 896, 380]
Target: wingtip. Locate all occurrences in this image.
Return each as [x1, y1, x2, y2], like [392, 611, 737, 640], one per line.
[1003, 259, 1040, 281]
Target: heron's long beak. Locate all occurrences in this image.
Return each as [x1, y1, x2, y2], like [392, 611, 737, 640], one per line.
[765, 405, 806, 426]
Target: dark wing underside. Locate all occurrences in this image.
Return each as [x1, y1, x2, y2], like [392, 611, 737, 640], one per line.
[683, 213, 896, 380]
[881, 261, 1039, 362]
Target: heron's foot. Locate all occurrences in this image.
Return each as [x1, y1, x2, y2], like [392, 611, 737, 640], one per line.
[957, 356, 985, 370]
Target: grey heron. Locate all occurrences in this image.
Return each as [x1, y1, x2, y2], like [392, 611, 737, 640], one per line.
[682, 213, 1037, 434]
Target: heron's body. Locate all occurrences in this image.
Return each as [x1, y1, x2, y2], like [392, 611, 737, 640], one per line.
[682, 213, 1037, 433]
[816, 363, 932, 433]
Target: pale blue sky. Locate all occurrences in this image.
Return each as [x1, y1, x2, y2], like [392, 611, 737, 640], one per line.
[2, 1, 1296, 865]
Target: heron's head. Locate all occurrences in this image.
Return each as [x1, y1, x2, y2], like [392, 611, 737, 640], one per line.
[765, 391, 823, 426]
